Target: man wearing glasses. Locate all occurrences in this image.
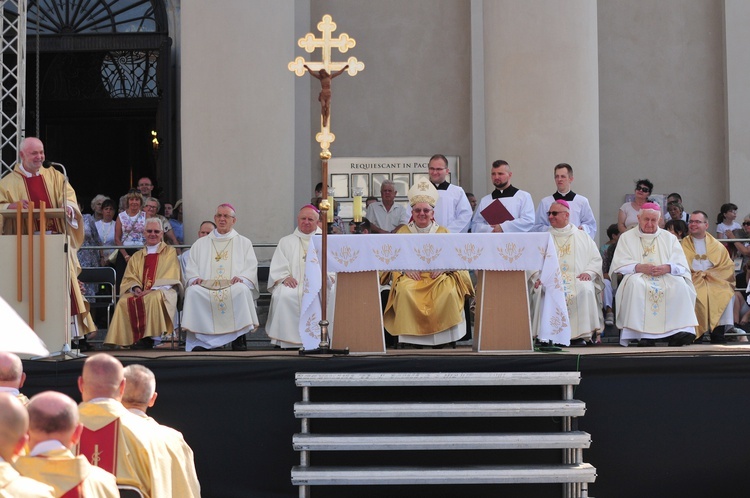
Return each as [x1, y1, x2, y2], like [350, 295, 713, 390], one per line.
[681, 210, 742, 343]
[105, 218, 182, 349]
[471, 159, 535, 233]
[426, 154, 473, 233]
[182, 203, 260, 351]
[530, 199, 603, 345]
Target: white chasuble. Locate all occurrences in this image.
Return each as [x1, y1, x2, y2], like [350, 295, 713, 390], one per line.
[182, 229, 259, 349]
[530, 225, 602, 340]
[265, 228, 318, 348]
[612, 228, 697, 341]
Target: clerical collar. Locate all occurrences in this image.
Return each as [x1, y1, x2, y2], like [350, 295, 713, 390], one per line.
[146, 243, 160, 254]
[212, 229, 234, 239]
[0, 387, 20, 396]
[492, 185, 519, 199]
[432, 181, 450, 191]
[553, 190, 576, 202]
[128, 407, 148, 418]
[29, 440, 67, 457]
[18, 162, 41, 177]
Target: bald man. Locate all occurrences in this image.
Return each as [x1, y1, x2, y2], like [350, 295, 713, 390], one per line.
[0, 352, 28, 405]
[0, 137, 96, 337]
[0, 393, 55, 497]
[122, 365, 200, 498]
[14, 391, 118, 497]
[77, 355, 172, 498]
[266, 205, 323, 349]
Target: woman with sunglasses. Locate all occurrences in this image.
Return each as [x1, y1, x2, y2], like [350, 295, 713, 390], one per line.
[618, 179, 662, 233]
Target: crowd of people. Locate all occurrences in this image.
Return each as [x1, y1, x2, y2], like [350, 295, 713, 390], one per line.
[2, 139, 750, 352]
[0, 351, 200, 497]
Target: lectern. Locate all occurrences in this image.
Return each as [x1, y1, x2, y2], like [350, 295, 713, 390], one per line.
[0, 207, 69, 354]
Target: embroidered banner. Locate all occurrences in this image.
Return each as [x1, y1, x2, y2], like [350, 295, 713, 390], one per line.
[299, 232, 571, 349]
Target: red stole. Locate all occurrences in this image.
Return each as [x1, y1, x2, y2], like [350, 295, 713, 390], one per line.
[23, 174, 60, 233]
[61, 484, 84, 498]
[126, 253, 160, 342]
[77, 419, 119, 475]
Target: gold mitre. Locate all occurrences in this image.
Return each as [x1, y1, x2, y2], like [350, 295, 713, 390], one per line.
[408, 179, 439, 207]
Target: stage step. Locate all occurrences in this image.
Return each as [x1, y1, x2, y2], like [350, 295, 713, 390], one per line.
[295, 400, 586, 418]
[293, 431, 592, 451]
[291, 463, 597, 486]
[295, 371, 582, 387]
[292, 371, 595, 497]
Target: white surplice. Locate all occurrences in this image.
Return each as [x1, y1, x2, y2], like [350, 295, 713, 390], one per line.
[181, 229, 259, 350]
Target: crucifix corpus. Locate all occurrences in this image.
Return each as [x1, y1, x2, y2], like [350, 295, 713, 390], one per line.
[289, 14, 364, 355]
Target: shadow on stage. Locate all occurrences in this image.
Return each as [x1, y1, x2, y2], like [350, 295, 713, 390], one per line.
[21, 346, 750, 498]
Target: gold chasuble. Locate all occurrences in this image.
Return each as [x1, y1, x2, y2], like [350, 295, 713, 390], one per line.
[14, 448, 119, 498]
[0, 164, 95, 334]
[681, 233, 735, 337]
[77, 399, 172, 498]
[383, 224, 474, 338]
[104, 242, 182, 346]
[0, 461, 55, 498]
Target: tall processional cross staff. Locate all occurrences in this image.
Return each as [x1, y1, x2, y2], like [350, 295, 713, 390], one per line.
[289, 15, 364, 354]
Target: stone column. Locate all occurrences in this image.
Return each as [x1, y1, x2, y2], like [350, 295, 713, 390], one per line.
[480, 0, 600, 236]
[725, 0, 750, 218]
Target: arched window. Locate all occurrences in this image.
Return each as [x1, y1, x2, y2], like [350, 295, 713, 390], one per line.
[22, 0, 162, 34]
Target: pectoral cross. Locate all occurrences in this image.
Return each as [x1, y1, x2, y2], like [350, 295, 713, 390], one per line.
[289, 14, 364, 153]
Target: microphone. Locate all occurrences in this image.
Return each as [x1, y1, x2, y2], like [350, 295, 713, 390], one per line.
[42, 160, 68, 178]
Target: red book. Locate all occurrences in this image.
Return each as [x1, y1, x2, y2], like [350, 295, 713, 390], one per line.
[480, 199, 515, 225]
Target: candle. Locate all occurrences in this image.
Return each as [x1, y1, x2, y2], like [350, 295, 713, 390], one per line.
[353, 195, 362, 222]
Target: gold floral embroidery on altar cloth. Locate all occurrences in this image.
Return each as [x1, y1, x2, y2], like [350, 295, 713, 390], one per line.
[373, 244, 400, 264]
[538, 245, 551, 260]
[497, 242, 524, 263]
[414, 243, 442, 264]
[304, 313, 319, 339]
[548, 307, 569, 336]
[455, 243, 483, 263]
[331, 245, 359, 267]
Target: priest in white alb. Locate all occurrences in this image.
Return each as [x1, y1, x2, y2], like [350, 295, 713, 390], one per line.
[530, 199, 603, 345]
[182, 203, 260, 351]
[611, 202, 698, 346]
[265, 204, 322, 349]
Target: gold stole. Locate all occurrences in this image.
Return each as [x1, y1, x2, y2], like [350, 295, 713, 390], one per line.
[554, 233, 578, 333]
[209, 237, 236, 331]
[641, 237, 667, 331]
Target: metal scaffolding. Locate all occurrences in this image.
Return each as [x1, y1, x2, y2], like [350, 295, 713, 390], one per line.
[0, 0, 26, 176]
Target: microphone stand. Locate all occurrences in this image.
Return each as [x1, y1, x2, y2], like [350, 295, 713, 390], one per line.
[38, 161, 86, 360]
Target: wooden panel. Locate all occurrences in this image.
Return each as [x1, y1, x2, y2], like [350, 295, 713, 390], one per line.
[331, 271, 385, 354]
[0, 235, 68, 353]
[474, 270, 533, 352]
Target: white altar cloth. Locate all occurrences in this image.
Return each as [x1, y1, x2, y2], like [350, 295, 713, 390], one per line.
[300, 233, 571, 350]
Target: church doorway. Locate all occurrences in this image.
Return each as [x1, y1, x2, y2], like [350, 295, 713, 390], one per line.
[10, 0, 175, 210]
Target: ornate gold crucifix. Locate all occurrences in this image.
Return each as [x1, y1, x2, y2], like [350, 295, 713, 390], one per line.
[289, 14, 364, 154]
[289, 15, 363, 354]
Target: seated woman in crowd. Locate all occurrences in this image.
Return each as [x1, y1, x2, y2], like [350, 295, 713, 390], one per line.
[114, 190, 146, 291]
[382, 180, 474, 347]
[96, 198, 117, 265]
[665, 219, 688, 240]
[667, 201, 687, 224]
[618, 178, 663, 233]
[716, 203, 740, 238]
